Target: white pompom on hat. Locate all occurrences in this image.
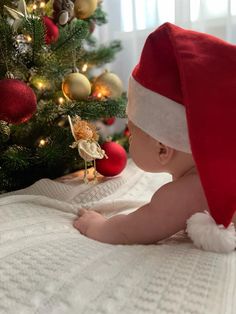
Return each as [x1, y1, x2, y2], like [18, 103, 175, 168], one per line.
[126, 22, 236, 253]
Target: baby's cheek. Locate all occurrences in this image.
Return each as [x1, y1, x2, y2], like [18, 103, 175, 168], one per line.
[129, 139, 145, 165]
[129, 134, 142, 153]
[128, 140, 137, 161]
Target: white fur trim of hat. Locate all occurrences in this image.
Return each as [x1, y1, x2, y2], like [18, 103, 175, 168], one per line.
[126, 76, 191, 153]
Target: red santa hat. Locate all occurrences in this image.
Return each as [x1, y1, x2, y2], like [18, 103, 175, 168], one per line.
[126, 22, 236, 253]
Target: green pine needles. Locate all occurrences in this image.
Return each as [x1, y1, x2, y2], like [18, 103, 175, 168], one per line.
[0, 0, 127, 193]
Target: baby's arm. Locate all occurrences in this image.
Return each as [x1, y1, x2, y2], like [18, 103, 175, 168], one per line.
[74, 175, 204, 244]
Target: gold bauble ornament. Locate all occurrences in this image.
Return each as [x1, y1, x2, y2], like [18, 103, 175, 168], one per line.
[62, 71, 91, 101]
[92, 70, 123, 99]
[74, 0, 97, 19]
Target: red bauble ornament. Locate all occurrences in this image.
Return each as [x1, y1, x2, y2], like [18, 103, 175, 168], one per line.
[103, 117, 116, 126]
[96, 141, 127, 177]
[43, 16, 59, 44]
[0, 79, 37, 124]
[124, 125, 131, 137]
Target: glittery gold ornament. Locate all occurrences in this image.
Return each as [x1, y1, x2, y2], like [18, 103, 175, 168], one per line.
[92, 70, 123, 99]
[74, 0, 97, 19]
[62, 71, 91, 101]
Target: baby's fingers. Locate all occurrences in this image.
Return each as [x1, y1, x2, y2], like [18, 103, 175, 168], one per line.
[73, 218, 86, 234]
[78, 208, 88, 217]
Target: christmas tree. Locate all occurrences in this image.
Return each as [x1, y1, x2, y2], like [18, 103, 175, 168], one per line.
[0, 0, 128, 193]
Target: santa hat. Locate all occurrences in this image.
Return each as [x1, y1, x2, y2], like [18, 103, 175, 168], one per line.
[126, 22, 236, 253]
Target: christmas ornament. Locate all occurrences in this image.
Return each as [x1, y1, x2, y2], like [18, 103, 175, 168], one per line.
[92, 70, 123, 99]
[53, 0, 75, 25]
[42, 16, 59, 44]
[14, 34, 32, 55]
[96, 141, 127, 177]
[0, 79, 37, 124]
[62, 70, 91, 100]
[4, 0, 30, 31]
[124, 125, 131, 137]
[74, 0, 97, 19]
[68, 115, 108, 183]
[103, 117, 116, 126]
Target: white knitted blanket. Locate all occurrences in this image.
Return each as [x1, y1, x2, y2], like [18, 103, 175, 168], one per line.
[0, 159, 236, 314]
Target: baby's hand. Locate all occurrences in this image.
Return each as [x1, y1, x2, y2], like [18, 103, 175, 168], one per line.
[73, 209, 107, 241]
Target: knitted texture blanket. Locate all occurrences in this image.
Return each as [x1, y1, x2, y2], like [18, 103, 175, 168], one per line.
[0, 159, 236, 314]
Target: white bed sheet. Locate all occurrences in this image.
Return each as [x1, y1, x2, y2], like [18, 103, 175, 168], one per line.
[0, 159, 235, 314]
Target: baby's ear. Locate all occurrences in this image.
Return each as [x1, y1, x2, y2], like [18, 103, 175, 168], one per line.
[156, 142, 174, 165]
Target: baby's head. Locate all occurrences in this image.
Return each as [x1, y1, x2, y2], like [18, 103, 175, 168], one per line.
[126, 22, 193, 178]
[126, 24, 195, 178]
[127, 119, 195, 179]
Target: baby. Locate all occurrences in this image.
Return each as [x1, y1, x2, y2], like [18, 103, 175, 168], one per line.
[74, 22, 236, 253]
[73, 121, 209, 244]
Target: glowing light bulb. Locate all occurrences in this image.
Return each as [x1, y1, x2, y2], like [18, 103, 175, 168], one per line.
[38, 82, 44, 89]
[39, 139, 46, 147]
[25, 35, 32, 42]
[97, 92, 102, 98]
[39, 2, 46, 8]
[82, 63, 88, 72]
[58, 97, 64, 104]
[33, 4, 37, 10]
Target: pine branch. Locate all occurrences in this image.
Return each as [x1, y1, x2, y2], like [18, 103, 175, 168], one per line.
[34, 95, 127, 123]
[22, 16, 45, 66]
[52, 20, 88, 53]
[1, 145, 33, 171]
[79, 40, 122, 67]
[66, 95, 127, 120]
[0, 1, 126, 193]
[35, 126, 74, 167]
[86, 5, 108, 25]
[0, 16, 15, 75]
[0, 121, 10, 144]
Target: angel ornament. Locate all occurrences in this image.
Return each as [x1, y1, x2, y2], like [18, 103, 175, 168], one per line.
[68, 115, 108, 183]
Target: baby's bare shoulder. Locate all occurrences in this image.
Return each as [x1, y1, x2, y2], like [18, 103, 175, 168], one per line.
[150, 173, 209, 215]
[139, 174, 210, 240]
